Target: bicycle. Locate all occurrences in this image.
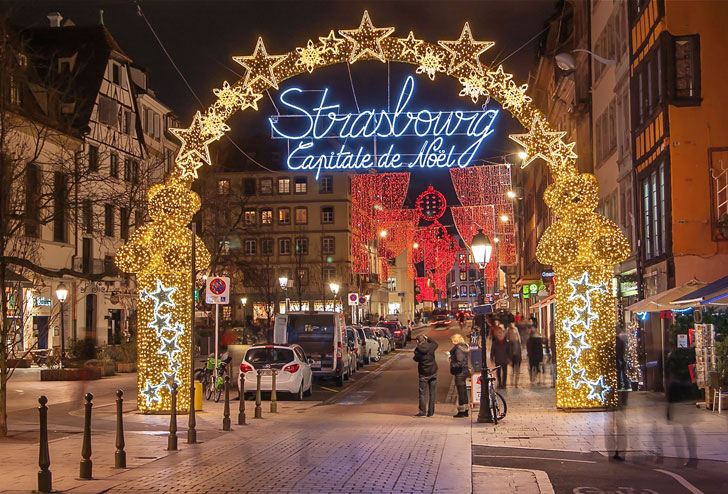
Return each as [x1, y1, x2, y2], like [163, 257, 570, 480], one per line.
[484, 366, 507, 423]
[199, 355, 232, 402]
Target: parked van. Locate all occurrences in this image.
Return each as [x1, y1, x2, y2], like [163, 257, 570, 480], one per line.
[273, 312, 351, 386]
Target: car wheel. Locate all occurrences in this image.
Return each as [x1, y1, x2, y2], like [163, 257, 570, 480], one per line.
[336, 374, 344, 386]
[304, 381, 312, 396]
[293, 383, 303, 401]
[376, 347, 382, 361]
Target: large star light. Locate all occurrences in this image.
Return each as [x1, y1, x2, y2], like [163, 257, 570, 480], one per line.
[159, 335, 181, 359]
[509, 115, 566, 168]
[143, 280, 176, 311]
[438, 22, 494, 76]
[586, 376, 610, 403]
[318, 30, 345, 54]
[148, 311, 172, 336]
[567, 272, 602, 305]
[398, 31, 424, 59]
[566, 330, 591, 357]
[567, 365, 587, 389]
[233, 37, 287, 89]
[339, 10, 394, 63]
[573, 304, 598, 328]
[170, 111, 224, 176]
[141, 382, 161, 407]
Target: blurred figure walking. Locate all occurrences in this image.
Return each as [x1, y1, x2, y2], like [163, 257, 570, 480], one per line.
[506, 323, 522, 387]
[490, 327, 510, 389]
[449, 334, 470, 418]
[527, 327, 544, 384]
[413, 334, 438, 417]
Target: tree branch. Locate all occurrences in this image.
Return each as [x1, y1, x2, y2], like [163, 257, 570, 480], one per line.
[3, 256, 114, 281]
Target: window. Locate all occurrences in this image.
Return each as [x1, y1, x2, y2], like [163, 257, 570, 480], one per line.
[244, 209, 257, 225]
[469, 285, 477, 297]
[595, 99, 617, 165]
[322, 236, 335, 254]
[111, 63, 120, 85]
[104, 204, 114, 237]
[89, 145, 99, 172]
[123, 158, 132, 182]
[323, 266, 335, 283]
[387, 277, 397, 291]
[459, 271, 467, 281]
[319, 175, 333, 193]
[109, 153, 118, 178]
[321, 206, 334, 224]
[279, 238, 291, 255]
[451, 287, 459, 298]
[468, 268, 477, 281]
[711, 149, 728, 239]
[123, 110, 131, 134]
[244, 239, 257, 255]
[153, 113, 161, 141]
[217, 179, 230, 195]
[260, 178, 273, 195]
[120, 207, 129, 240]
[460, 285, 468, 297]
[24, 163, 40, 238]
[98, 96, 118, 128]
[641, 162, 668, 260]
[53, 172, 67, 242]
[295, 237, 309, 255]
[220, 239, 230, 255]
[261, 238, 274, 255]
[295, 177, 307, 194]
[672, 35, 700, 103]
[296, 268, 309, 286]
[132, 161, 139, 184]
[278, 207, 290, 224]
[261, 209, 273, 225]
[295, 206, 308, 224]
[243, 178, 256, 196]
[277, 177, 290, 194]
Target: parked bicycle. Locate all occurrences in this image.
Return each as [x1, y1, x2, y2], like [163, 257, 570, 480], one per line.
[204, 354, 232, 402]
[484, 366, 507, 423]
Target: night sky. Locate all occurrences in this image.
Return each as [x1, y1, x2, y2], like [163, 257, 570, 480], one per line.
[5, 0, 557, 214]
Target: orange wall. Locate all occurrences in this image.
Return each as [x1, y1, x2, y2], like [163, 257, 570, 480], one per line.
[665, 1, 728, 280]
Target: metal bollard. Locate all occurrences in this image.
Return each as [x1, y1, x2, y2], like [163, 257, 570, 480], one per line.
[79, 393, 93, 479]
[188, 371, 197, 444]
[270, 369, 278, 413]
[167, 383, 178, 451]
[115, 390, 126, 468]
[37, 396, 52, 493]
[238, 374, 247, 425]
[222, 375, 231, 431]
[254, 370, 263, 419]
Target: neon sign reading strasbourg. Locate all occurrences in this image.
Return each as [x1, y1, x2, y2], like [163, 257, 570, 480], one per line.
[269, 75, 500, 179]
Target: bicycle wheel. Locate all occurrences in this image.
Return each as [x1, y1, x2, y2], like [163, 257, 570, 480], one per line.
[214, 383, 223, 403]
[492, 391, 507, 421]
[204, 375, 214, 400]
[489, 386, 499, 424]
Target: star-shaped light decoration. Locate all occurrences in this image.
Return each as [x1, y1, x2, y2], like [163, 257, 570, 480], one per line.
[238, 87, 263, 111]
[162, 370, 181, 391]
[438, 22, 493, 76]
[415, 46, 446, 81]
[142, 280, 176, 311]
[573, 304, 598, 328]
[168, 322, 186, 336]
[170, 111, 224, 177]
[318, 29, 345, 54]
[567, 272, 602, 306]
[159, 335, 181, 359]
[233, 37, 287, 89]
[509, 115, 566, 168]
[295, 40, 325, 73]
[586, 376, 610, 402]
[459, 71, 489, 104]
[553, 140, 578, 160]
[338, 10, 395, 63]
[567, 365, 587, 389]
[141, 381, 161, 407]
[148, 311, 172, 336]
[565, 330, 591, 357]
[486, 65, 513, 90]
[397, 31, 423, 59]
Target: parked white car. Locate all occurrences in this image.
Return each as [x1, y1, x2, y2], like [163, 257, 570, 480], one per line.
[371, 327, 392, 354]
[357, 326, 380, 363]
[238, 344, 313, 400]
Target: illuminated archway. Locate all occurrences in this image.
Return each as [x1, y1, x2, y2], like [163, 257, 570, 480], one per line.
[116, 11, 630, 412]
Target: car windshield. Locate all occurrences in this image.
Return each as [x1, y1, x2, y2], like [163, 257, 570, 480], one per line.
[356, 328, 367, 340]
[364, 328, 375, 339]
[286, 314, 336, 355]
[246, 347, 294, 366]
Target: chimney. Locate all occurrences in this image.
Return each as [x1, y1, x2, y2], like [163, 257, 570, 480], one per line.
[47, 12, 63, 28]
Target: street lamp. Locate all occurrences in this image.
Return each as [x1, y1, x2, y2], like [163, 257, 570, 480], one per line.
[506, 190, 517, 199]
[55, 282, 68, 368]
[469, 232, 494, 423]
[329, 282, 339, 312]
[240, 297, 247, 324]
[279, 276, 288, 313]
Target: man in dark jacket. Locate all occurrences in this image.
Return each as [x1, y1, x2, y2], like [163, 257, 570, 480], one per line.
[413, 334, 438, 417]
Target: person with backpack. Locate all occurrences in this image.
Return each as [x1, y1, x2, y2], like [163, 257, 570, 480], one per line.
[413, 334, 438, 417]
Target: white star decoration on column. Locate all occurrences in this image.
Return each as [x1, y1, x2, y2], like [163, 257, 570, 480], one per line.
[141, 382, 161, 407]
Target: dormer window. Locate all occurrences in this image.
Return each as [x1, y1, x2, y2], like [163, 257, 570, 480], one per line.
[112, 62, 120, 85]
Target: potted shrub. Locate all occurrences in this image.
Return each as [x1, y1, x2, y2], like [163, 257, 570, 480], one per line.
[116, 337, 137, 373]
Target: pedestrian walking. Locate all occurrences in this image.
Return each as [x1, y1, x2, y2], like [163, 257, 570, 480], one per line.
[506, 323, 522, 387]
[514, 311, 522, 324]
[527, 327, 544, 383]
[549, 327, 557, 387]
[616, 325, 630, 390]
[490, 327, 510, 389]
[413, 334, 438, 417]
[449, 334, 470, 418]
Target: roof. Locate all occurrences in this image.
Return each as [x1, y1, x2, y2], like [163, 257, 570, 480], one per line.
[626, 280, 705, 313]
[671, 274, 728, 306]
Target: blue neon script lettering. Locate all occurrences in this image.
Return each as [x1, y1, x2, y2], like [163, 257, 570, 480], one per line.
[269, 76, 499, 179]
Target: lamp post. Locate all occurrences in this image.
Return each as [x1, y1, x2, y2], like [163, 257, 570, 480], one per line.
[55, 283, 68, 368]
[240, 297, 247, 324]
[329, 282, 339, 312]
[470, 231, 493, 423]
[278, 276, 288, 313]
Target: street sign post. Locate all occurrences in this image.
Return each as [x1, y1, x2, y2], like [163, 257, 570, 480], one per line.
[206, 276, 230, 380]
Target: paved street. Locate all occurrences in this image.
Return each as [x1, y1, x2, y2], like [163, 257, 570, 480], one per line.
[2, 322, 727, 493]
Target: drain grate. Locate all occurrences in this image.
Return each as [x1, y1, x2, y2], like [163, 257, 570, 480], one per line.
[507, 436, 531, 439]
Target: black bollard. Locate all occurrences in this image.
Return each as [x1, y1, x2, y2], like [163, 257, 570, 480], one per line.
[167, 383, 178, 451]
[254, 370, 263, 419]
[79, 393, 93, 479]
[237, 375, 247, 425]
[115, 390, 126, 468]
[188, 373, 197, 444]
[222, 375, 231, 431]
[270, 369, 278, 413]
[37, 396, 52, 493]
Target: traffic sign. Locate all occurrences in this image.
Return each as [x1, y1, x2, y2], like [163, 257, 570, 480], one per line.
[358, 296, 367, 305]
[348, 293, 359, 306]
[206, 276, 230, 304]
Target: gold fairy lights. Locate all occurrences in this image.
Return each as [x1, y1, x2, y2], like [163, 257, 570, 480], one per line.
[132, 10, 630, 412]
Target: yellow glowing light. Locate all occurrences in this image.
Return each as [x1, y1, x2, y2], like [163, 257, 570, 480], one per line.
[398, 30, 424, 59]
[296, 39, 325, 73]
[169, 111, 226, 178]
[499, 214, 509, 222]
[459, 71, 489, 103]
[318, 29, 345, 54]
[413, 242, 419, 249]
[233, 36, 287, 89]
[438, 22, 494, 77]
[486, 65, 513, 90]
[380, 230, 388, 238]
[338, 10, 394, 63]
[517, 151, 528, 160]
[509, 115, 567, 169]
[506, 190, 517, 199]
[415, 46, 446, 81]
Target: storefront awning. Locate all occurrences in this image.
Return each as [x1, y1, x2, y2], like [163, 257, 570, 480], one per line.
[671, 274, 728, 306]
[530, 294, 555, 310]
[625, 280, 705, 313]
